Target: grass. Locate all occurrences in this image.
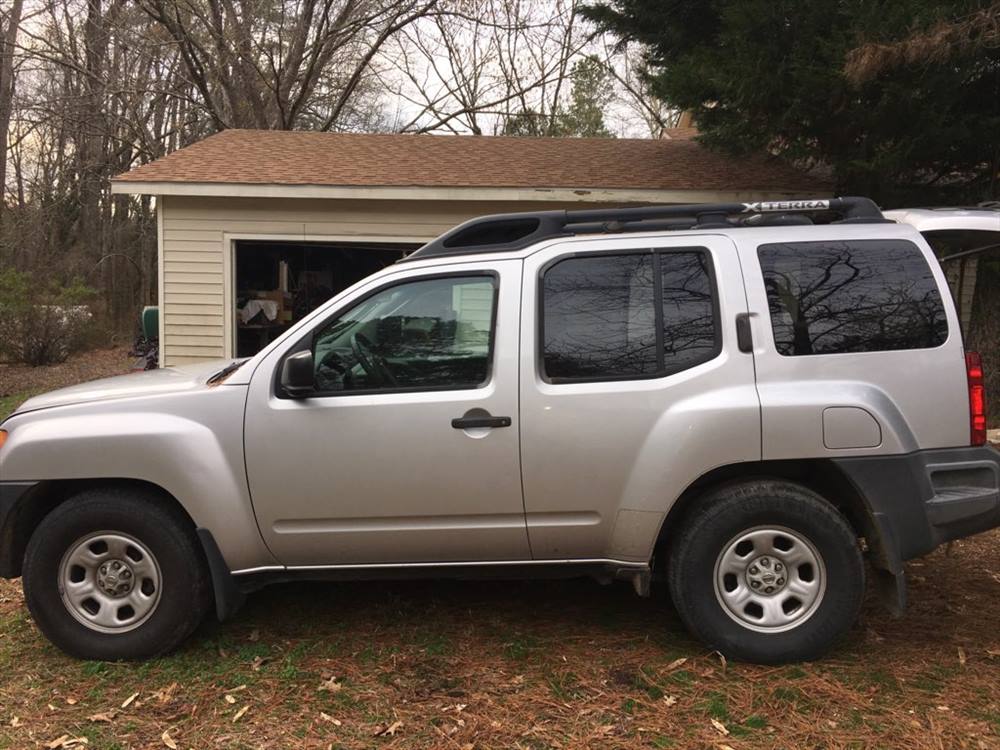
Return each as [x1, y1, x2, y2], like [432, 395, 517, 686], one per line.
[0, 392, 25, 418]
[3, 543, 999, 750]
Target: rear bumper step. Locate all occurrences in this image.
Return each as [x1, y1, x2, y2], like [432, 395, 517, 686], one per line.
[835, 444, 1000, 568]
[834, 445, 1000, 615]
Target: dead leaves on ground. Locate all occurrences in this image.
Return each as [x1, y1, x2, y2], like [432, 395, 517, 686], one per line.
[317, 675, 343, 693]
[86, 710, 117, 723]
[319, 712, 342, 726]
[711, 717, 730, 736]
[45, 736, 88, 749]
[120, 692, 139, 709]
[374, 719, 403, 737]
[152, 682, 180, 704]
[664, 657, 687, 671]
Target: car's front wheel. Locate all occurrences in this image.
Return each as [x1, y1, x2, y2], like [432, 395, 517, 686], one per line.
[22, 486, 211, 660]
[667, 479, 864, 663]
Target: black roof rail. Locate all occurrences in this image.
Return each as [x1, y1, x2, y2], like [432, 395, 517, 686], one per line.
[402, 196, 886, 263]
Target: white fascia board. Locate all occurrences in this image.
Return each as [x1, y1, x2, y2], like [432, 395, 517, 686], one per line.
[111, 181, 830, 204]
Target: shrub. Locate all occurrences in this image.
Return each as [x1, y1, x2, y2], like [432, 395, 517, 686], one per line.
[0, 270, 96, 366]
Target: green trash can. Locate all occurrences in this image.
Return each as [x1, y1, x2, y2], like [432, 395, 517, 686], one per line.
[141, 306, 159, 340]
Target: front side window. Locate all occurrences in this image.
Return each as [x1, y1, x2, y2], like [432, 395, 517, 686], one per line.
[758, 240, 948, 356]
[541, 250, 718, 381]
[311, 275, 496, 393]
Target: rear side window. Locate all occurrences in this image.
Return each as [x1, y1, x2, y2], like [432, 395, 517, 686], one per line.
[758, 239, 948, 356]
[542, 250, 718, 381]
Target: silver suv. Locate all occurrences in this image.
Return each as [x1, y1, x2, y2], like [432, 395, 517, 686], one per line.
[2, 197, 998, 663]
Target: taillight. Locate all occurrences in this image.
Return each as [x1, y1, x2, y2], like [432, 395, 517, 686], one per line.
[966, 351, 987, 446]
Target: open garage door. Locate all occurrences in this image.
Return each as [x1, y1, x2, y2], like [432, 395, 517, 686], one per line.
[234, 240, 418, 357]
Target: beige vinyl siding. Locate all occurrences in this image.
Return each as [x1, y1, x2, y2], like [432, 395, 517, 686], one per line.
[158, 195, 629, 366]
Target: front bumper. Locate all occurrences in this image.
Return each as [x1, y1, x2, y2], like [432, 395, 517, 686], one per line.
[835, 445, 1000, 573]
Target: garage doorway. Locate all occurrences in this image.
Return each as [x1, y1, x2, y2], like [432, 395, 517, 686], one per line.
[234, 240, 417, 357]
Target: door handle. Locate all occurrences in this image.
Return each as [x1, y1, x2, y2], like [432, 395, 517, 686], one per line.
[451, 415, 512, 429]
[735, 313, 753, 353]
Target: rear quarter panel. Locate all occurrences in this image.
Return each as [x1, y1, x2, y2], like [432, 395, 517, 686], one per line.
[737, 223, 969, 458]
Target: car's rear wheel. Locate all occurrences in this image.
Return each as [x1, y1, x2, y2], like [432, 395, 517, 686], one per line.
[667, 479, 864, 663]
[22, 486, 211, 660]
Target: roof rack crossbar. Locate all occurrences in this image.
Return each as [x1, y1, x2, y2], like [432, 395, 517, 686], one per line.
[403, 196, 883, 262]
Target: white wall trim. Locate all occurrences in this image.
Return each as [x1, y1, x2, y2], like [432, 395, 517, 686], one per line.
[114, 181, 829, 204]
[223, 231, 426, 359]
[156, 196, 165, 367]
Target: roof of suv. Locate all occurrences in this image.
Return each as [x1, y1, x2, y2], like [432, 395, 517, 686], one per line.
[402, 197, 889, 263]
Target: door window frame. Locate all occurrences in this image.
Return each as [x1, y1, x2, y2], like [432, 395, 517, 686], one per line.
[537, 247, 723, 384]
[274, 270, 500, 399]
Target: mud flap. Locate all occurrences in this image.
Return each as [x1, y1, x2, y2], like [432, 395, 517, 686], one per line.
[196, 528, 246, 621]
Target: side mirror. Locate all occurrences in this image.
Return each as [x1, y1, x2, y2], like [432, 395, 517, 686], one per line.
[281, 350, 315, 397]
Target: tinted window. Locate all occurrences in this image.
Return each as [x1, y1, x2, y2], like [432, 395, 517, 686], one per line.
[311, 276, 495, 392]
[661, 252, 718, 371]
[542, 250, 718, 381]
[758, 240, 948, 356]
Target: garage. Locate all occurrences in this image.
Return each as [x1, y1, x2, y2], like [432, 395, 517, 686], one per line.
[234, 239, 413, 357]
[110, 129, 829, 366]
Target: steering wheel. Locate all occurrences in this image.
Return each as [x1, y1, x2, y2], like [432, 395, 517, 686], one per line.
[351, 332, 398, 386]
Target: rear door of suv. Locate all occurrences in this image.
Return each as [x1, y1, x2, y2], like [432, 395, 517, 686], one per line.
[517, 233, 761, 562]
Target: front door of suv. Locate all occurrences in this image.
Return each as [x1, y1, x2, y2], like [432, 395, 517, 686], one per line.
[243, 259, 530, 567]
[518, 235, 761, 562]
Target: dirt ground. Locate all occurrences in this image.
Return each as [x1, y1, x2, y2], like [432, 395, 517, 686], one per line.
[0, 355, 998, 749]
[0, 532, 998, 750]
[0, 348, 134, 418]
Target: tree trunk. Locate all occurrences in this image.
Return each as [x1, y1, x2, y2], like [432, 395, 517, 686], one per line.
[0, 0, 25, 224]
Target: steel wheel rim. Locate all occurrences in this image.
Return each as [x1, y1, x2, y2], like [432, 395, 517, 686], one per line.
[713, 525, 826, 633]
[57, 531, 163, 634]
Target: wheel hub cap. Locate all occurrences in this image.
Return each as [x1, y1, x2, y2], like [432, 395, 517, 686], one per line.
[744, 555, 787, 595]
[713, 526, 827, 633]
[97, 559, 135, 597]
[58, 532, 162, 634]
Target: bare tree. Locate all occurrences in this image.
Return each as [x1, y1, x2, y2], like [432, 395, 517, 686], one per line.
[0, 0, 25, 220]
[594, 40, 679, 138]
[137, 0, 441, 131]
[2, 0, 664, 346]
[385, 0, 587, 135]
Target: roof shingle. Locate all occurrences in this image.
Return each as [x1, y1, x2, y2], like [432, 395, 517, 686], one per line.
[113, 129, 828, 193]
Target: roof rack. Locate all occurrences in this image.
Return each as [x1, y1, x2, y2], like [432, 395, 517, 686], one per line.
[402, 196, 887, 262]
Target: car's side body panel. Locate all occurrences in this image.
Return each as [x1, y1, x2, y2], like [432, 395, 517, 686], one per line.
[517, 233, 762, 561]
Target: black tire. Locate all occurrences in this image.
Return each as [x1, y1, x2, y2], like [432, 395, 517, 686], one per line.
[667, 479, 864, 664]
[22, 486, 212, 660]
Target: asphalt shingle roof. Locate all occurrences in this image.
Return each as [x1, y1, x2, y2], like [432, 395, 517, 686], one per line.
[113, 129, 829, 193]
